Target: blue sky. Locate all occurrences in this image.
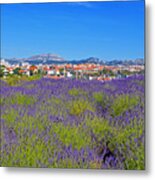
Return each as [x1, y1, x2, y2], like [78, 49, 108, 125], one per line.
[1, 1, 144, 61]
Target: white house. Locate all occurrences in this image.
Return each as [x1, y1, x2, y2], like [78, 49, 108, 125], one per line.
[67, 71, 72, 78]
[47, 70, 55, 75]
[89, 76, 93, 80]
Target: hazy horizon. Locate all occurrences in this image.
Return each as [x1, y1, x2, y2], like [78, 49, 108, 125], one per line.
[1, 53, 144, 62]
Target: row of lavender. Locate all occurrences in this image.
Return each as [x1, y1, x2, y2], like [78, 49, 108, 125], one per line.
[0, 75, 145, 169]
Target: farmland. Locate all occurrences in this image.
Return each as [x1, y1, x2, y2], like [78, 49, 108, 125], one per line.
[0, 75, 145, 169]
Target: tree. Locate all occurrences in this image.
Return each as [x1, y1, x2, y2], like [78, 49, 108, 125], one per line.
[102, 68, 108, 75]
[13, 67, 21, 75]
[109, 70, 115, 76]
[0, 65, 5, 77]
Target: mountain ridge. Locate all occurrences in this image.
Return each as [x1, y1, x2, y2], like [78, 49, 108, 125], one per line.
[3, 53, 144, 66]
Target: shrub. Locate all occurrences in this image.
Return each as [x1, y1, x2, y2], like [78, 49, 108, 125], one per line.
[68, 99, 94, 116]
[7, 93, 36, 106]
[52, 123, 91, 150]
[93, 92, 109, 108]
[111, 95, 139, 116]
[68, 88, 87, 96]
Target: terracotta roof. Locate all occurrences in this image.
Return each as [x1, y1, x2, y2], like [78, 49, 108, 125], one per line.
[6, 67, 13, 71]
[45, 75, 62, 79]
[19, 69, 27, 73]
[29, 66, 38, 71]
[65, 64, 72, 69]
[43, 67, 50, 71]
[103, 77, 111, 81]
[73, 67, 82, 71]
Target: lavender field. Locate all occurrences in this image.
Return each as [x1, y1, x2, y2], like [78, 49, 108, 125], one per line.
[0, 75, 145, 169]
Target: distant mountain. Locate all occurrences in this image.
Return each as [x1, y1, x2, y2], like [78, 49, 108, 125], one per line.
[69, 57, 103, 65]
[5, 53, 64, 63]
[4, 54, 144, 66]
[81, 57, 102, 64]
[26, 53, 64, 61]
[5, 56, 103, 65]
[106, 58, 144, 66]
[134, 58, 145, 65]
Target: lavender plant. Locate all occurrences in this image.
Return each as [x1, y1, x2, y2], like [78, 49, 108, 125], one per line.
[0, 75, 145, 169]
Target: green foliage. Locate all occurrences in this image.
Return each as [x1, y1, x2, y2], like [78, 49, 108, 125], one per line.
[101, 69, 115, 76]
[111, 94, 139, 116]
[102, 68, 108, 75]
[68, 99, 94, 116]
[121, 70, 132, 76]
[13, 67, 21, 75]
[124, 143, 144, 170]
[93, 92, 109, 108]
[68, 88, 80, 96]
[6, 93, 36, 106]
[52, 123, 91, 150]
[85, 114, 144, 170]
[87, 118, 112, 136]
[2, 109, 18, 125]
[26, 74, 42, 81]
[0, 65, 5, 77]
[68, 88, 87, 96]
[4, 75, 22, 86]
[2, 74, 43, 86]
[51, 96, 62, 105]
[17, 94, 35, 105]
[93, 92, 103, 103]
